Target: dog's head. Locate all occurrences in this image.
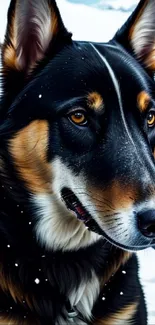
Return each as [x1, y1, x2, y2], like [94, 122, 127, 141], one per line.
[1, 0, 155, 252]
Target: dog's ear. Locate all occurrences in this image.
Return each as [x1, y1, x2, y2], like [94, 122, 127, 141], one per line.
[114, 0, 155, 75]
[2, 0, 71, 74]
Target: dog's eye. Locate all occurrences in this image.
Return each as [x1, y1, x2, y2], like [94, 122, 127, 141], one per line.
[147, 111, 155, 127]
[69, 110, 88, 126]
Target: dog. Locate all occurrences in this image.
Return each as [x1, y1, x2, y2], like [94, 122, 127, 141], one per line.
[0, 0, 155, 323]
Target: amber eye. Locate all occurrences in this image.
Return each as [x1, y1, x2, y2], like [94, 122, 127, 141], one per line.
[147, 111, 155, 127]
[69, 110, 88, 126]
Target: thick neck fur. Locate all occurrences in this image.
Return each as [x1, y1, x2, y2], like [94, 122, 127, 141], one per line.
[0, 153, 130, 324]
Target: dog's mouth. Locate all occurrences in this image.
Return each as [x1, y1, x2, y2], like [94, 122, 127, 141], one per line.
[61, 187, 155, 251]
[61, 187, 103, 234]
[61, 188, 92, 224]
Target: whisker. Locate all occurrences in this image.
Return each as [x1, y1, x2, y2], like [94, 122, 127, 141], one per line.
[101, 218, 121, 225]
[61, 189, 116, 211]
[106, 223, 123, 232]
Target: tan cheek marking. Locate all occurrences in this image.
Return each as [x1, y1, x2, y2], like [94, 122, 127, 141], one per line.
[137, 91, 150, 112]
[87, 92, 104, 111]
[95, 302, 138, 325]
[9, 120, 51, 194]
[89, 181, 136, 215]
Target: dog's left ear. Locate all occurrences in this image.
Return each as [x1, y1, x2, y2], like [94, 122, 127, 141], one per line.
[2, 0, 71, 74]
[115, 0, 155, 75]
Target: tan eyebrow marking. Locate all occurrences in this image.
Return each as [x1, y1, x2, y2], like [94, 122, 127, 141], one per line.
[137, 91, 151, 112]
[87, 92, 104, 111]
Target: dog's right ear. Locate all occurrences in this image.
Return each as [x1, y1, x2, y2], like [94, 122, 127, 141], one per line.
[2, 0, 71, 101]
[114, 0, 155, 76]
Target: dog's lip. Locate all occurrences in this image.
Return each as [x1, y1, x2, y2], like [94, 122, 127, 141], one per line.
[61, 187, 92, 225]
[60, 187, 153, 251]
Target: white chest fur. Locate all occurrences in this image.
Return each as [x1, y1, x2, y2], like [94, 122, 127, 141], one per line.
[56, 273, 100, 325]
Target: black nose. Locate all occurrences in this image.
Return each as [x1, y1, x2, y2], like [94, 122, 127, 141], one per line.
[138, 209, 155, 238]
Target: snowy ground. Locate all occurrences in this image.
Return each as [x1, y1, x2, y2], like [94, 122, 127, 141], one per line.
[0, 0, 155, 323]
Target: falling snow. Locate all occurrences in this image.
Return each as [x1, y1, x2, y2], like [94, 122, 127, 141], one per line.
[0, 2, 154, 324]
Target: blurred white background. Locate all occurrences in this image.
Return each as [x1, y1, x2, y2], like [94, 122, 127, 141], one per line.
[0, 0, 155, 323]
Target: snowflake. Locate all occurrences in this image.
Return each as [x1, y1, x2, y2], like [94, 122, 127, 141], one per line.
[34, 278, 40, 284]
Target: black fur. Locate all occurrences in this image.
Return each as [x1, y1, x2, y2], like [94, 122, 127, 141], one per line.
[0, 0, 155, 324]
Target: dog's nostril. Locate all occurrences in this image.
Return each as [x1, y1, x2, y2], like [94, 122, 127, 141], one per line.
[147, 225, 155, 233]
[138, 209, 155, 238]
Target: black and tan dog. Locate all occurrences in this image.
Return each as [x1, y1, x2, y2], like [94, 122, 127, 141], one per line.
[0, 0, 155, 324]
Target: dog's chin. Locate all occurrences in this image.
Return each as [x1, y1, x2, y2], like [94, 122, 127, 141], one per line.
[61, 187, 152, 252]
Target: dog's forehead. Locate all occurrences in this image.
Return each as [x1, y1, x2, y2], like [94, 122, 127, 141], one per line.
[42, 41, 149, 94]
[8, 41, 151, 120]
[94, 43, 150, 91]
